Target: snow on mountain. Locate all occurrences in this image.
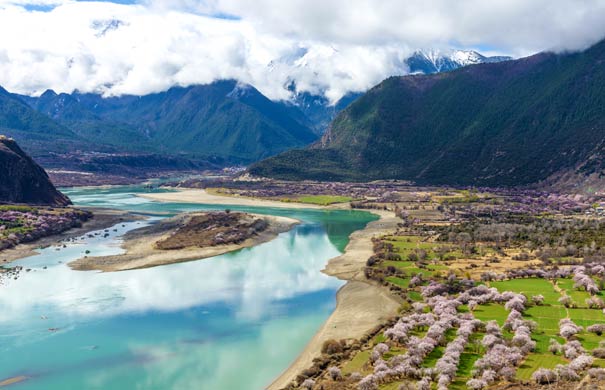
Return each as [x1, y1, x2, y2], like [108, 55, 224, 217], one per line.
[266, 47, 512, 134]
[406, 49, 512, 74]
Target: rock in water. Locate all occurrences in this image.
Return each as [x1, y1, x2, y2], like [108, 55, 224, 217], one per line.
[0, 135, 70, 206]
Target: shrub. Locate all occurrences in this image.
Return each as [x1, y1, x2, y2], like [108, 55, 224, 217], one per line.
[548, 339, 563, 355]
[592, 348, 605, 358]
[327, 366, 342, 381]
[321, 339, 343, 355]
[531, 294, 545, 305]
[301, 378, 315, 389]
[588, 368, 605, 380]
[466, 378, 487, 390]
[532, 368, 557, 384]
[555, 365, 580, 381]
[587, 324, 605, 336]
[559, 319, 582, 340]
[357, 375, 378, 390]
[558, 295, 574, 308]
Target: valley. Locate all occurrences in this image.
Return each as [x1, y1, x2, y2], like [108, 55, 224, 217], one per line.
[5, 157, 605, 389]
[251, 39, 605, 190]
[2, 4, 605, 389]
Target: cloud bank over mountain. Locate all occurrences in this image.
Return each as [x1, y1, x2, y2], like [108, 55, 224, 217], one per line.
[1, 0, 605, 102]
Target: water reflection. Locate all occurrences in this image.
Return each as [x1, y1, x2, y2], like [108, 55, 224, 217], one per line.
[1, 223, 342, 323]
[0, 187, 374, 389]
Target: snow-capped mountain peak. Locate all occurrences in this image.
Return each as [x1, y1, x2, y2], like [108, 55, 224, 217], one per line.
[407, 49, 512, 74]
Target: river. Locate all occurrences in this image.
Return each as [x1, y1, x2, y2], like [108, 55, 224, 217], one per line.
[0, 185, 376, 389]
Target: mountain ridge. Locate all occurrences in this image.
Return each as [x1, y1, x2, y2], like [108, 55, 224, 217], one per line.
[285, 49, 512, 134]
[13, 80, 318, 163]
[406, 49, 512, 74]
[1, 47, 514, 169]
[249, 40, 605, 186]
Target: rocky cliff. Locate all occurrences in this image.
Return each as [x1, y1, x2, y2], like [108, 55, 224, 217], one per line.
[0, 135, 70, 206]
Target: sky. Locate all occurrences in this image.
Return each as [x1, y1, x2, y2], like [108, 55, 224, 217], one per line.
[1, 0, 605, 103]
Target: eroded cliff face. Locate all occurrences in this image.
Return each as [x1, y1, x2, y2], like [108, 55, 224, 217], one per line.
[0, 136, 70, 206]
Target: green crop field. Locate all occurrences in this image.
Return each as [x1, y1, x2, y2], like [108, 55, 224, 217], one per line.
[557, 278, 596, 307]
[291, 195, 353, 205]
[516, 353, 568, 380]
[466, 303, 509, 325]
[491, 278, 561, 306]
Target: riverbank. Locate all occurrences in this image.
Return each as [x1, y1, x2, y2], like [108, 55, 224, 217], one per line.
[137, 188, 402, 390]
[68, 212, 299, 272]
[140, 188, 326, 209]
[266, 209, 402, 390]
[1, 208, 142, 265]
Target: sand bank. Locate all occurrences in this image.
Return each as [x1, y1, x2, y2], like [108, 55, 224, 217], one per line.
[267, 209, 402, 390]
[117, 188, 401, 388]
[0, 376, 27, 387]
[140, 189, 325, 209]
[69, 213, 299, 272]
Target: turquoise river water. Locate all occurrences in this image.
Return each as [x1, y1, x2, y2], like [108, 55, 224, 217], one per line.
[0, 185, 377, 389]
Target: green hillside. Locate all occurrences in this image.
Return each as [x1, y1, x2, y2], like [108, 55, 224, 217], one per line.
[250, 40, 605, 185]
[0, 87, 94, 156]
[17, 80, 317, 163]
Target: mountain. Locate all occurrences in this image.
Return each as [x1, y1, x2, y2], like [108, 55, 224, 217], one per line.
[0, 135, 70, 206]
[0, 86, 92, 157]
[249, 39, 605, 186]
[4, 48, 511, 166]
[405, 49, 512, 74]
[285, 50, 511, 135]
[287, 85, 362, 135]
[16, 80, 317, 163]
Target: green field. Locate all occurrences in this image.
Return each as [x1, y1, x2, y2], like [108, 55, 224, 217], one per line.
[557, 278, 595, 307]
[491, 278, 561, 306]
[382, 235, 462, 260]
[524, 306, 568, 332]
[385, 276, 409, 288]
[291, 195, 353, 205]
[422, 329, 457, 368]
[486, 277, 605, 377]
[342, 351, 371, 374]
[348, 275, 605, 388]
[516, 353, 567, 380]
[464, 303, 509, 326]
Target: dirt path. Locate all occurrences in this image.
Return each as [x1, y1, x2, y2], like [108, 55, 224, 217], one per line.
[552, 280, 570, 317]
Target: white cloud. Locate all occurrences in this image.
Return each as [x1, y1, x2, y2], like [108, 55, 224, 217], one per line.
[0, 0, 604, 102]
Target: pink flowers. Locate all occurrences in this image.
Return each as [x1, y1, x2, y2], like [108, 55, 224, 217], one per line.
[435, 319, 478, 389]
[559, 319, 583, 340]
[562, 340, 585, 359]
[572, 266, 600, 295]
[532, 368, 557, 384]
[466, 378, 488, 390]
[409, 273, 424, 288]
[587, 324, 605, 335]
[373, 343, 389, 356]
[504, 295, 526, 313]
[0, 207, 90, 250]
[531, 295, 545, 305]
[327, 366, 342, 381]
[385, 313, 435, 344]
[512, 323, 536, 354]
[568, 354, 594, 371]
[357, 375, 378, 390]
[534, 332, 594, 385]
